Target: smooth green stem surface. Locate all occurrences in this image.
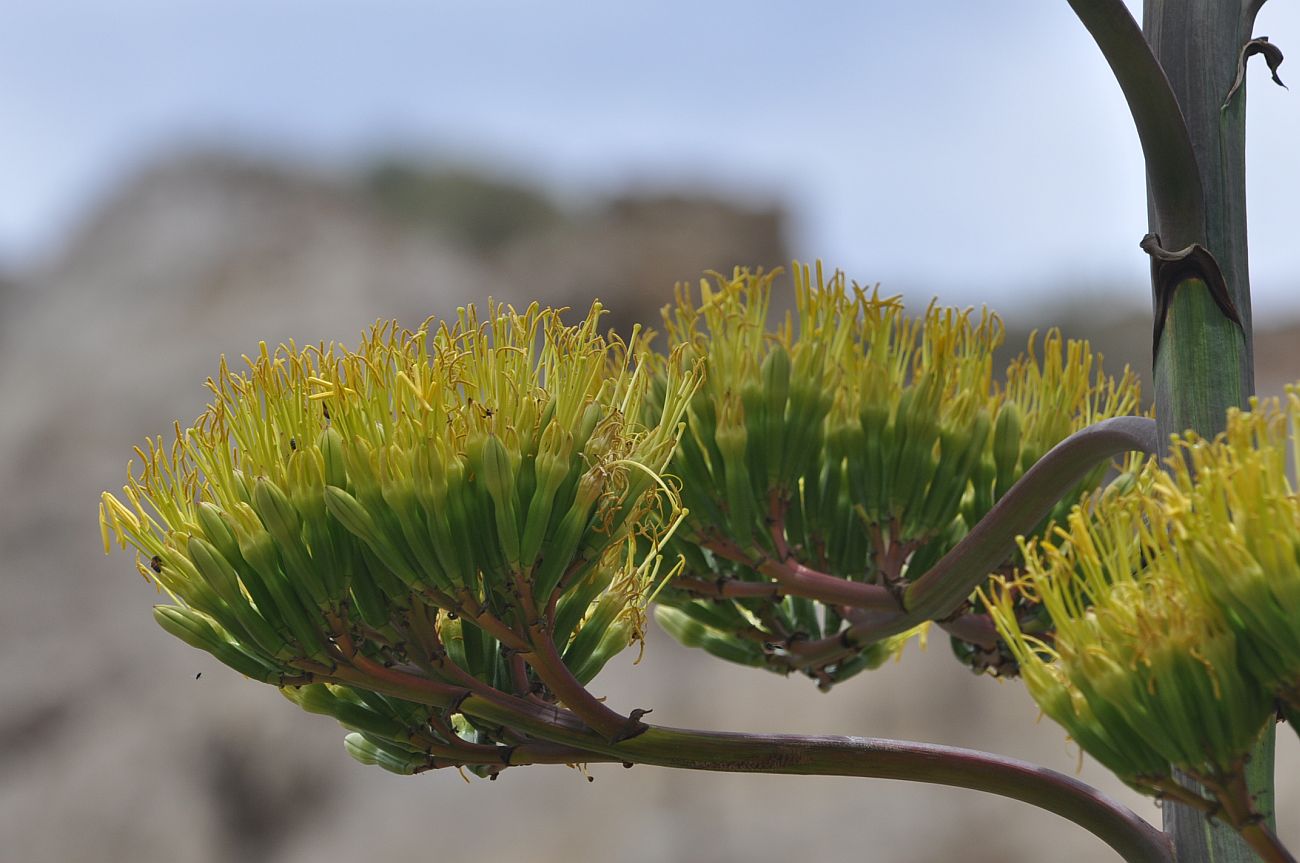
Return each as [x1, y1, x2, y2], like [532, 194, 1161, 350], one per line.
[1066, 0, 1205, 249]
[1152, 280, 1248, 441]
[1142, 0, 1271, 856]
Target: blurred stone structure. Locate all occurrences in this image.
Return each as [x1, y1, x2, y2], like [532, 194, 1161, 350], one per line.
[0, 152, 1294, 862]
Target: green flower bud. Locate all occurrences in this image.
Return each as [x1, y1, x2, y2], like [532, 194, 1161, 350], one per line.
[343, 732, 429, 775]
[992, 401, 1022, 499]
[153, 606, 291, 684]
[653, 606, 767, 668]
[476, 432, 522, 568]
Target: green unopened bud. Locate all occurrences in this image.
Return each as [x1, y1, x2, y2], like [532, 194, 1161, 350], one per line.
[229, 506, 326, 657]
[570, 616, 633, 685]
[574, 401, 605, 454]
[325, 485, 423, 592]
[343, 732, 428, 775]
[283, 683, 413, 743]
[319, 427, 348, 487]
[654, 606, 766, 668]
[562, 594, 625, 677]
[196, 502, 241, 563]
[153, 605, 289, 683]
[478, 433, 522, 568]
[519, 447, 569, 568]
[715, 405, 755, 542]
[187, 535, 291, 658]
[761, 345, 791, 487]
[992, 402, 1022, 499]
[531, 471, 602, 602]
[253, 477, 328, 607]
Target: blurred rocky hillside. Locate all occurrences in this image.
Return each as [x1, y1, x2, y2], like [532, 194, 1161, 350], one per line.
[1, 151, 1295, 863]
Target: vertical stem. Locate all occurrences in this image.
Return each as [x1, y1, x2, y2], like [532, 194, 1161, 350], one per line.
[1143, 0, 1261, 389]
[1142, 1, 1269, 859]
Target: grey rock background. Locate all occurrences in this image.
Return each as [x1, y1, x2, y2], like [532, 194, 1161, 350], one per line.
[1, 152, 1295, 862]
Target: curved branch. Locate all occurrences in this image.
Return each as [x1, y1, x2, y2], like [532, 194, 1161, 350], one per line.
[691, 417, 1158, 657]
[902, 415, 1157, 621]
[523, 620, 645, 741]
[1066, 0, 1205, 250]
[301, 621, 1172, 862]
[460, 694, 1174, 863]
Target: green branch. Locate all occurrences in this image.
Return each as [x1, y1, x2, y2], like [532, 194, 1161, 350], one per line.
[802, 416, 1157, 650]
[1065, 0, 1205, 249]
[902, 415, 1157, 618]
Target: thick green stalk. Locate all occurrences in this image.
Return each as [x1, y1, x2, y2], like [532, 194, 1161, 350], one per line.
[1152, 280, 1248, 435]
[1141, 3, 1272, 859]
[1067, 0, 1275, 857]
[1144, 0, 1264, 390]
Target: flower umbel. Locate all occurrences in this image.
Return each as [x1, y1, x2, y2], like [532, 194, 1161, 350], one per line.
[987, 491, 1271, 792]
[1153, 387, 1300, 726]
[647, 264, 1143, 687]
[983, 394, 1300, 822]
[101, 302, 702, 773]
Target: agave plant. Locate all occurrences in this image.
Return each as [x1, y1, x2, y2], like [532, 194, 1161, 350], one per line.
[97, 0, 1297, 859]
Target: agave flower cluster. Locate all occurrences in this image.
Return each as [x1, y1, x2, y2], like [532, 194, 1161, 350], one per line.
[100, 303, 700, 773]
[648, 266, 1142, 686]
[988, 388, 1300, 810]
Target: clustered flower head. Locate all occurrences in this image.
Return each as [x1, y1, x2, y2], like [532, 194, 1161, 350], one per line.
[987, 389, 1300, 804]
[101, 302, 700, 773]
[656, 263, 1005, 552]
[646, 265, 1142, 685]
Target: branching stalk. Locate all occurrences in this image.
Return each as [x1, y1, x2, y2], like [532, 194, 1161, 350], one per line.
[461, 694, 1176, 863]
[813, 416, 1159, 647]
[285, 618, 1175, 862]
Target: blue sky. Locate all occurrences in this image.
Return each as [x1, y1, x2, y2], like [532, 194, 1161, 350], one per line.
[3, 1, 1297, 312]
